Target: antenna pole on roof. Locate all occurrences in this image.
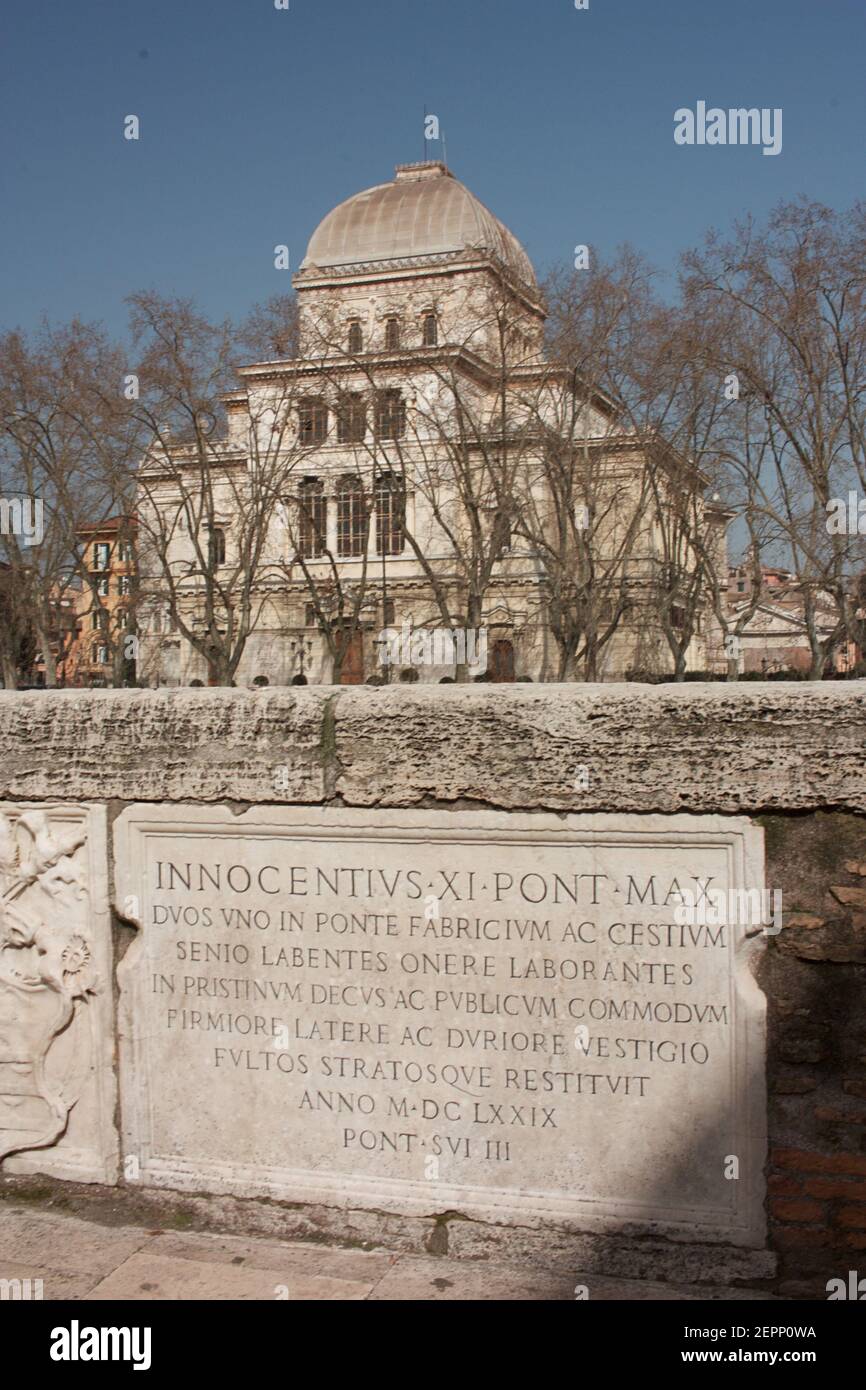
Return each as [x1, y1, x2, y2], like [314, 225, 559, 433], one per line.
[422, 105, 427, 163]
[442, 130, 447, 169]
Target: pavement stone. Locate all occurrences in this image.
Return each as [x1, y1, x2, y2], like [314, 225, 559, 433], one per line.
[0, 1207, 152, 1279]
[88, 1250, 372, 1301]
[0, 1203, 782, 1302]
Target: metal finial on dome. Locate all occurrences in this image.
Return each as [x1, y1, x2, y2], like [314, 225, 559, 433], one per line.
[394, 161, 451, 181]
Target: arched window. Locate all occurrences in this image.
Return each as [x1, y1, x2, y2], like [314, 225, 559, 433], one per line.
[252, 675, 269, 687]
[347, 321, 363, 354]
[336, 475, 368, 557]
[375, 473, 405, 556]
[207, 527, 226, 568]
[422, 312, 438, 347]
[384, 318, 401, 350]
[297, 478, 327, 558]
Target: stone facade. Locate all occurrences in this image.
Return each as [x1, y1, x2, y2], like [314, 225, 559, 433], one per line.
[136, 163, 727, 689]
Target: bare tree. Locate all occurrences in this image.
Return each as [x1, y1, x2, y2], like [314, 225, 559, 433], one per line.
[128, 292, 309, 686]
[544, 251, 734, 681]
[530, 257, 658, 679]
[682, 200, 866, 678]
[0, 320, 136, 686]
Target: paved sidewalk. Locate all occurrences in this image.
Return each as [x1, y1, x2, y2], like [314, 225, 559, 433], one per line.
[0, 1204, 778, 1301]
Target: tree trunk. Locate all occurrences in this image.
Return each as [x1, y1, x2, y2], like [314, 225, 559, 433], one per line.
[35, 618, 57, 688]
[1, 649, 18, 690]
[807, 652, 826, 680]
[112, 642, 126, 688]
[584, 637, 599, 683]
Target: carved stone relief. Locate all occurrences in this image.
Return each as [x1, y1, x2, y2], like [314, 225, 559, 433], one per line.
[0, 803, 117, 1183]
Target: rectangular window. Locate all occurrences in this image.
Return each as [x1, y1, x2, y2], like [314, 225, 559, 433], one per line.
[492, 509, 512, 553]
[375, 474, 405, 555]
[93, 542, 110, 570]
[337, 478, 367, 557]
[375, 389, 406, 441]
[206, 527, 226, 568]
[297, 481, 327, 559]
[118, 575, 133, 595]
[337, 393, 367, 443]
[298, 397, 328, 445]
[95, 575, 109, 597]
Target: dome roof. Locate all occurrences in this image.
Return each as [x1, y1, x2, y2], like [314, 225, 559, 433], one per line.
[300, 162, 536, 290]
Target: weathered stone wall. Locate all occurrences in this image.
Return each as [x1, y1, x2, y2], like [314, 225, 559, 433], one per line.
[0, 683, 862, 810]
[0, 683, 863, 1295]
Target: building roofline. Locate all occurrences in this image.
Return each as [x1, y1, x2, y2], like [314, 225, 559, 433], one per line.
[77, 515, 138, 535]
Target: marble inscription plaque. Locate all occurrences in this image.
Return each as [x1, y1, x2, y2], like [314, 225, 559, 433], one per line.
[115, 807, 767, 1243]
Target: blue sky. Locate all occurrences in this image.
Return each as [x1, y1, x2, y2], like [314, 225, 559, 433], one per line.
[1, 0, 863, 341]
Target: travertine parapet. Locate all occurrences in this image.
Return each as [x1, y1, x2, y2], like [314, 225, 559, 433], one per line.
[0, 683, 863, 812]
[0, 689, 331, 804]
[330, 683, 866, 813]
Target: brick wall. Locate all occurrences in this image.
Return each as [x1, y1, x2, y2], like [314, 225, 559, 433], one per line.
[762, 812, 866, 1295]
